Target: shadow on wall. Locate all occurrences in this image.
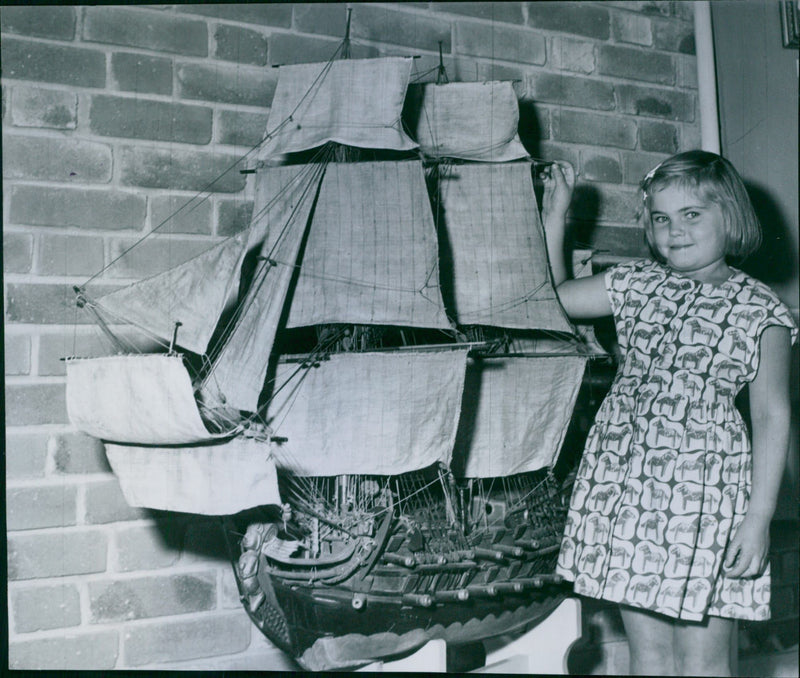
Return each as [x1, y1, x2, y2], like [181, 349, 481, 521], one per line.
[145, 511, 232, 563]
[518, 99, 544, 161]
[741, 181, 800, 519]
[740, 181, 798, 286]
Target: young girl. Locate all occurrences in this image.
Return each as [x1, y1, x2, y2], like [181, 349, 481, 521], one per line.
[541, 150, 797, 676]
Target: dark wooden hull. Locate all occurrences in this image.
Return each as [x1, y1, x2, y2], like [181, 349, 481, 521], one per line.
[256, 571, 567, 670]
[224, 468, 571, 670]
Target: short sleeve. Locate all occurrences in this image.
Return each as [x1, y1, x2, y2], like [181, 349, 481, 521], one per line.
[734, 277, 798, 347]
[762, 296, 798, 346]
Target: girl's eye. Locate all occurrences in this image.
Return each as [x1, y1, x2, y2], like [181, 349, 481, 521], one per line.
[652, 215, 668, 225]
[685, 211, 700, 220]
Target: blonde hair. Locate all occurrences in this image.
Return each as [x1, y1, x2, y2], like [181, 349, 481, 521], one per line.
[639, 150, 762, 263]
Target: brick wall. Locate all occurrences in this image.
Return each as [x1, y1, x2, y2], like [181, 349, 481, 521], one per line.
[3, 2, 700, 670]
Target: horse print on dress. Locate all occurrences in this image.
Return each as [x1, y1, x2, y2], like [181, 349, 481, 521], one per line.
[666, 515, 699, 546]
[581, 513, 611, 545]
[710, 356, 747, 383]
[574, 572, 602, 598]
[673, 451, 707, 483]
[594, 451, 627, 483]
[671, 370, 704, 400]
[631, 323, 665, 353]
[641, 477, 671, 511]
[659, 276, 695, 300]
[586, 483, 622, 514]
[633, 540, 668, 572]
[605, 570, 630, 601]
[643, 449, 677, 482]
[610, 542, 635, 570]
[683, 579, 713, 614]
[728, 304, 767, 334]
[577, 544, 607, 579]
[641, 297, 678, 323]
[621, 478, 643, 506]
[626, 574, 661, 607]
[697, 515, 719, 548]
[674, 345, 713, 372]
[652, 391, 688, 419]
[557, 260, 798, 621]
[691, 297, 731, 323]
[646, 417, 682, 448]
[679, 317, 723, 346]
[719, 326, 752, 360]
[613, 506, 640, 541]
[657, 579, 686, 615]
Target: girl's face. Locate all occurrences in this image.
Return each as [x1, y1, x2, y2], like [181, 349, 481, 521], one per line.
[648, 184, 730, 283]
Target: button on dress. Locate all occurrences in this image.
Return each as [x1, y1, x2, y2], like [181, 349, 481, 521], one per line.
[556, 259, 798, 621]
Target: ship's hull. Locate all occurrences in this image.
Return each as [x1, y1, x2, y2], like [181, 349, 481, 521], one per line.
[259, 576, 566, 670]
[225, 467, 570, 670]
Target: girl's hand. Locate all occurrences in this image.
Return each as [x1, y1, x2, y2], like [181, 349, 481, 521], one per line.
[723, 514, 770, 578]
[541, 160, 576, 224]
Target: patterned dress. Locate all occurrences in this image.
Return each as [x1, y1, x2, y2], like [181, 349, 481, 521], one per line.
[556, 259, 797, 621]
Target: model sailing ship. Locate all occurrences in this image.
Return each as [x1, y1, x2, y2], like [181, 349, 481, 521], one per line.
[65, 30, 606, 671]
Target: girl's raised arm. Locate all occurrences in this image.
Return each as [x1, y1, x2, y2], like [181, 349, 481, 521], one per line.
[540, 162, 612, 320]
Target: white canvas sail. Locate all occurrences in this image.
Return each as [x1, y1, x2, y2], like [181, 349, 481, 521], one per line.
[105, 437, 280, 515]
[205, 164, 327, 412]
[266, 350, 468, 476]
[244, 163, 327, 253]
[94, 234, 247, 355]
[285, 161, 451, 330]
[407, 81, 529, 162]
[453, 356, 586, 477]
[259, 57, 418, 159]
[437, 162, 573, 332]
[66, 355, 233, 444]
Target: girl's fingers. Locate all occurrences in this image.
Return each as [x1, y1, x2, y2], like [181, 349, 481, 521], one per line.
[740, 556, 764, 578]
[539, 161, 575, 190]
[726, 558, 749, 578]
[551, 160, 575, 188]
[723, 541, 740, 570]
[724, 546, 767, 578]
[723, 542, 748, 576]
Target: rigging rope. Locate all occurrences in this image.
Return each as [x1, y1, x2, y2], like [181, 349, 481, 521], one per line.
[68, 31, 600, 505]
[78, 43, 347, 290]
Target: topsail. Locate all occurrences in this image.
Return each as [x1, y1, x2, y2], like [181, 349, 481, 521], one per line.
[436, 162, 572, 332]
[408, 81, 529, 162]
[285, 160, 451, 330]
[259, 57, 418, 158]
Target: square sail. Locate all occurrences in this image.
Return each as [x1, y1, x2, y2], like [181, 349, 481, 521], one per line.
[436, 162, 573, 332]
[266, 350, 468, 476]
[105, 437, 280, 515]
[406, 81, 529, 162]
[66, 355, 232, 444]
[259, 57, 418, 159]
[285, 161, 451, 330]
[452, 356, 586, 478]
